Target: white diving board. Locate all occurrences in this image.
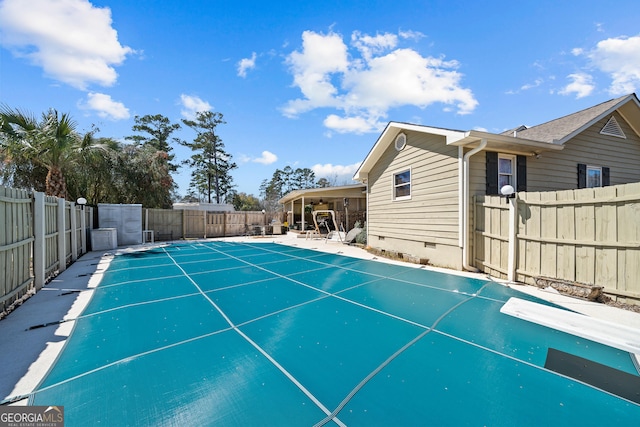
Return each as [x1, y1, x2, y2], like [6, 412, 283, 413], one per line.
[500, 297, 640, 356]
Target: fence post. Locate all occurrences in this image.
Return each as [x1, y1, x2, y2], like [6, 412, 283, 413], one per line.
[70, 203, 78, 261]
[224, 212, 228, 237]
[57, 198, 66, 272]
[203, 211, 207, 239]
[507, 196, 518, 282]
[182, 209, 186, 239]
[33, 192, 45, 290]
[80, 205, 87, 254]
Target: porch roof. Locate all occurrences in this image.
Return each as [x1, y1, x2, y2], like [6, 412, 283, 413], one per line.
[278, 184, 366, 205]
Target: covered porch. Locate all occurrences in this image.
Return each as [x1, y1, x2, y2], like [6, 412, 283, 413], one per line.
[278, 184, 367, 234]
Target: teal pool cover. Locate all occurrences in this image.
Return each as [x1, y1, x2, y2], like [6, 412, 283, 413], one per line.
[30, 242, 640, 425]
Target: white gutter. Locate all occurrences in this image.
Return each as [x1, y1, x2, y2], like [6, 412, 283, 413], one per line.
[462, 138, 487, 271]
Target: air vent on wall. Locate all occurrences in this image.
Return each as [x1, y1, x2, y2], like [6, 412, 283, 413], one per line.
[395, 132, 407, 151]
[600, 116, 626, 138]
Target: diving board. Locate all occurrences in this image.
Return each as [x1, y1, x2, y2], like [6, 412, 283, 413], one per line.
[500, 297, 640, 356]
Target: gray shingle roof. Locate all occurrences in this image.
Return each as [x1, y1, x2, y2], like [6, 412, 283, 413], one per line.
[513, 94, 632, 144]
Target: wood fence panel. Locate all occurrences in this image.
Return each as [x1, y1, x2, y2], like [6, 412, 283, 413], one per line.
[617, 184, 640, 295]
[574, 189, 595, 284]
[556, 189, 576, 282]
[75, 206, 83, 257]
[44, 196, 59, 278]
[223, 212, 246, 236]
[539, 191, 557, 279]
[206, 213, 225, 237]
[0, 187, 34, 311]
[183, 210, 205, 238]
[147, 209, 183, 241]
[1, 186, 92, 314]
[473, 195, 508, 277]
[475, 182, 640, 300]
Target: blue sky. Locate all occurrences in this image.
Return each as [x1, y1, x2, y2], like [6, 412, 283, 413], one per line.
[1, 0, 640, 198]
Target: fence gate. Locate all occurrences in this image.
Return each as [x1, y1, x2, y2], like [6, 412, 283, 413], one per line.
[473, 195, 509, 279]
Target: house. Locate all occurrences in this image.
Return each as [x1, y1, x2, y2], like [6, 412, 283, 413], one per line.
[353, 93, 640, 271]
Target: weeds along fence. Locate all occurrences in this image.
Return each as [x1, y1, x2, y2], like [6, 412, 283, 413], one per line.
[473, 182, 640, 304]
[0, 186, 93, 314]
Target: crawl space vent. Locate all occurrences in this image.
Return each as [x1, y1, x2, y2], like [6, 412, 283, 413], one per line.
[600, 116, 626, 138]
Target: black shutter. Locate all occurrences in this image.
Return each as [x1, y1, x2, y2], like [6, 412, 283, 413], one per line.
[516, 155, 527, 192]
[486, 152, 498, 195]
[602, 167, 610, 186]
[578, 163, 587, 188]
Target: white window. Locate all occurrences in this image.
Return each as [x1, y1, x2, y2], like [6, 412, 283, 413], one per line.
[498, 154, 516, 189]
[393, 169, 411, 200]
[587, 166, 602, 188]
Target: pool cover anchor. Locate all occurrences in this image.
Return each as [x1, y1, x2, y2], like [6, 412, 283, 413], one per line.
[26, 318, 71, 331]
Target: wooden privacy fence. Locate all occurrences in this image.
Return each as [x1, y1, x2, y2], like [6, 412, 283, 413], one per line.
[0, 186, 93, 313]
[474, 182, 640, 301]
[144, 209, 283, 240]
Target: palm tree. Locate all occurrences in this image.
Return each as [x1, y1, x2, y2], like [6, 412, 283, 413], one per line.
[0, 107, 101, 198]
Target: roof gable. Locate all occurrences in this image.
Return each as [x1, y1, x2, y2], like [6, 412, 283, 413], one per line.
[515, 94, 640, 144]
[353, 122, 467, 181]
[353, 93, 640, 182]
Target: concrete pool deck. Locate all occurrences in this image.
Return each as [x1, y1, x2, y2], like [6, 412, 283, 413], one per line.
[2, 232, 639, 405]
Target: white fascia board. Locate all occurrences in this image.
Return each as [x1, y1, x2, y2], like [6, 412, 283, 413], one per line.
[353, 122, 466, 180]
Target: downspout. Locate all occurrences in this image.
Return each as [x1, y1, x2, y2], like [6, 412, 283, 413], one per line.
[462, 138, 487, 271]
[364, 178, 369, 244]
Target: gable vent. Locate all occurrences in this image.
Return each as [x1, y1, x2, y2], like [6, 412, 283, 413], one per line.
[600, 116, 626, 139]
[395, 132, 407, 151]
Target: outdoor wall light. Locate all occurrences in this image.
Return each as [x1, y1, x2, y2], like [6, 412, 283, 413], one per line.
[76, 197, 87, 209]
[500, 185, 515, 203]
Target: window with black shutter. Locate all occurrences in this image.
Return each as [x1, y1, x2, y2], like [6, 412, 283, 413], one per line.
[485, 152, 526, 194]
[578, 163, 609, 188]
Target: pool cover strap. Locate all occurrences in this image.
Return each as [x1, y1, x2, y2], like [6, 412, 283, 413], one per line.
[544, 348, 640, 404]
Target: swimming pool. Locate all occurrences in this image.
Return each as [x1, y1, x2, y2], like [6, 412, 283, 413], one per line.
[30, 241, 640, 425]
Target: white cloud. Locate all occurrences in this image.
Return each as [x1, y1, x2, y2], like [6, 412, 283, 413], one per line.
[323, 114, 385, 134]
[559, 73, 595, 98]
[522, 79, 544, 91]
[253, 151, 278, 165]
[282, 30, 349, 117]
[237, 52, 257, 78]
[179, 94, 212, 120]
[586, 35, 640, 95]
[282, 30, 477, 134]
[312, 162, 361, 184]
[398, 30, 426, 42]
[238, 151, 278, 164]
[80, 92, 130, 120]
[351, 31, 398, 61]
[0, 0, 133, 90]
